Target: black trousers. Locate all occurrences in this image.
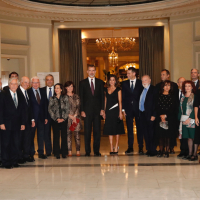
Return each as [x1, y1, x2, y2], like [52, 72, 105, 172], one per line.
[19, 123, 31, 159]
[126, 110, 142, 149]
[139, 111, 156, 153]
[52, 120, 68, 156]
[44, 116, 52, 155]
[30, 119, 45, 156]
[1, 130, 20, 167]
[84, 113, 101, 154]
[180, 138, 189, 155]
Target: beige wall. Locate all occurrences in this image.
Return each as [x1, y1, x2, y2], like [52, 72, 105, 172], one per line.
[170, 14, 200, 82]
[0, 17, 53, 79]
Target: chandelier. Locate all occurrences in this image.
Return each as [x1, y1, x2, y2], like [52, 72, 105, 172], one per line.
[108, 47, 118, 67]
[96, 37, 135, 51]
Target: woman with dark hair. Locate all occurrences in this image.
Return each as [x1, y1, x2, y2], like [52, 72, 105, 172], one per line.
[48, 83, 69, 159]
[64, 81, 81, 156]
[178, 81, 196, 161]
[155, 80, 179, 158]
[103, 74, 125, 155]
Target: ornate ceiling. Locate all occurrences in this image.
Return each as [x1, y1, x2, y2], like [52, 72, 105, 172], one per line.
[0, 0, 200, 21]
[27, 0, 164, 7]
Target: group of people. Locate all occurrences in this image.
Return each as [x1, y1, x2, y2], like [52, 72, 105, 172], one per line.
[0, 66, 200, 168]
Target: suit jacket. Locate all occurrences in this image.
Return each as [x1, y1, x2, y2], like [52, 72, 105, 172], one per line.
[27, 87, 48, 122]
[122, 79, 143, 116]
[17, 86, 32, 125]
[3, 85, 9, 91]
[79, 78, 104, 115]
[196, 80, 199, 90]
[41, 86, 51, 119]
[140, 85, 156, 120]
[0, 89, 26, 130]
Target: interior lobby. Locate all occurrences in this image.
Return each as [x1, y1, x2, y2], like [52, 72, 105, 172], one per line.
[1, 0, 200, 199]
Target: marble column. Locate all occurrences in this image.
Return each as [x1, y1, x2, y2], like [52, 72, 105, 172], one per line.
[82, 39, 88, 79]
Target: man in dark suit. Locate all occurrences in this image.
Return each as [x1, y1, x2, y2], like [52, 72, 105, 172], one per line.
[28, 76, 48, 160]
[139, 75, 157, 157]
[41, 74, 54, 156]
[177, 77, 189, 158]
[191, 68, 199, 90]
[3, 72, 19, 91]
[79, 65, 104, 157]
[155, 69, 179, 154]
[0, 78, 26, 169]
[122, 67, 143, 154]
[17, 76, 35, 163]
[0, 78, 3, 166]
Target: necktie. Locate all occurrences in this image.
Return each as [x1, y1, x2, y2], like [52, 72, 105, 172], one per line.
[13, 93, 18, 108]
[131, 81, 134, 92]
[91, 79, 94, 95]
[36, 90, 41, 104]
[140, 88, 147, 112]
[25, 90, 29, 104]
[49, 88, 52, 100]
[180, 91, 183, 100]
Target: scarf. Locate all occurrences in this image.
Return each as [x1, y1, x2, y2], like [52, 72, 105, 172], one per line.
[179, 93, 195, 139]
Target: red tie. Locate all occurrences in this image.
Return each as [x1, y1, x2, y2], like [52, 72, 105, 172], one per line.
[91, 79, 94, 95]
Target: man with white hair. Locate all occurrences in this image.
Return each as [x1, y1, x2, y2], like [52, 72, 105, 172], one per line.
[191, 68, 199, 90]
[0, 78, 26, 169]
[18, 76, 35, 163]
[139, 75, 157, 157]
[28, 76, 48, 160]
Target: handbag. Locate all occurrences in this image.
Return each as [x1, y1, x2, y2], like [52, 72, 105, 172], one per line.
[159, 121, 168, 130]
[180, 115, 189, 122]
[69, 118, 80, 131]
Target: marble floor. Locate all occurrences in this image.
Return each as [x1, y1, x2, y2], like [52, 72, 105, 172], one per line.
[0, 134, 200, 200]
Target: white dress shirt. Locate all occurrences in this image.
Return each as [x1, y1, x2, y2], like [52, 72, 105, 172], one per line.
[20, 86, 29, 100]
[129, 78, 136, 88]
[9, 89, 18, 105]
[88, 77, 95, 90]
[46, 86, 54, 99]
[193, 79, 198, 86]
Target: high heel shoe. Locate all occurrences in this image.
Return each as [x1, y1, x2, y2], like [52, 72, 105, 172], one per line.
[164, 152, 169, 158]
[76, 154, 80, 157]
[157, 152, 163, 157]
[110, 152, 114, 155]
[68, 154, 72, 157]
[189, 155, 198, 161]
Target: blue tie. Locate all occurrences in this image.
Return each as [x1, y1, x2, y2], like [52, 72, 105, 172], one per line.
[49, 88, 52, 99]
[131, 81, 134, 92]
[140, 88, 148, 112]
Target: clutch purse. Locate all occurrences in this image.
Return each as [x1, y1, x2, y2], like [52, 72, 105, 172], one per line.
[159, 121, 168, 130]
[180, 115, 189, 122]
[69, 118, 80, 131]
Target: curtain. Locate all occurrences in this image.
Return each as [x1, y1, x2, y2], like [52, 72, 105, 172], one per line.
[139, 27, 164, 85]
[58, 29, 83, 94]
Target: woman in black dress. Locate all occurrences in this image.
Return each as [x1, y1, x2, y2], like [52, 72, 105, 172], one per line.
[192, 89, 200, 161]
[155, 80, 178, 158]
[103, 74, 125, 155]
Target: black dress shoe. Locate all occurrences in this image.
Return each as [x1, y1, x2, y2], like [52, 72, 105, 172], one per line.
[85, 153, 90, 157]
[39, 154, 47, 159]
[56, 155, 60, 159]
[164, 152, 169, 158]
[146, 151, 151, 156]
[177, 153, 185, 158]
[139, 149, 144, 155]
[18, 159, 25, 164]
[94, 152, 101, 156]
[13, 164, 20, 168]
[4, 165, 12, 169]
[46, 154, 51, 157]
[125, 148, 134, 154]
[148, 152, 157, 157]
[182, 155, 192, 160]
[198, 152, 200, 155]
[62, 155, 66, 158]
[27, 156, 35, 162]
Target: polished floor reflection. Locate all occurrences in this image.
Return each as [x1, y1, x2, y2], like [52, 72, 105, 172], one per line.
[0, 135, 200, 199]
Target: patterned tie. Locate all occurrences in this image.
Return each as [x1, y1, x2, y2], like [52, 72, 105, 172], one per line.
[25, 90, 29, 104]
[139, 88, 147, 112]
[13, 93, 18, 108]
[91, 79, 94, 95]
[35, 90, 41, 104]
[49, 87, 52, 100]
[131, 81, 134, 92]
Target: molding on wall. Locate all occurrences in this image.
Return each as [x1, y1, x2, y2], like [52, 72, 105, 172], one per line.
[193, 41, 200, 46]
[1, 43, 30, 50]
